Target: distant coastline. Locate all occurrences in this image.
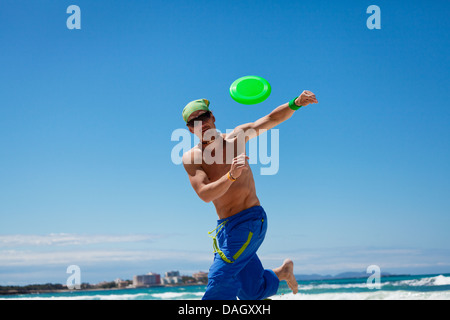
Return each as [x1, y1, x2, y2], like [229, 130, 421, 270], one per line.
[0, 271, 408, 296]
[0, 281, 206, 296]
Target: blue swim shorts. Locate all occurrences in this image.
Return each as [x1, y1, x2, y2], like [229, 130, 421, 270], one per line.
[202, 205, 280, 300]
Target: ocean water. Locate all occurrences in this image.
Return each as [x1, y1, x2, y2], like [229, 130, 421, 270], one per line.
[274, 273, 450, 300]
[2, 274, 450, 300]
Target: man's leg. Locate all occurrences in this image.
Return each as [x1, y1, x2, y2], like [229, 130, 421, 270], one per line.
[202, 253, 242, 300]
[273, 259, 299, 294]
[237, 257, 299, 299]
[203, 207, 270, 300]
[203, 219, 266, 300]
[236, 254, 280, 300]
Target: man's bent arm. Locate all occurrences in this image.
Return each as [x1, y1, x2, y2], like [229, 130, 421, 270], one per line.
[196, 174, 234, 203]
[183, 152, 233, 203]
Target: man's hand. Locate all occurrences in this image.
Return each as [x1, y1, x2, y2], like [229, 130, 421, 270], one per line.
[296, 90, 318, 107]
[229, 153, 250, 179]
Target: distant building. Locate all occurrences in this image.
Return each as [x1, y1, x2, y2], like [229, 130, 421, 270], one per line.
[165, 271, 180, 277]
[115, 278, 130, 289]
[162, 270, 182, 285]
[193, 271, 208, 283]
[133, 273, 161, 287]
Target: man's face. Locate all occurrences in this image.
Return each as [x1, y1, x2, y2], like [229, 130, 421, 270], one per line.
[186, 110, 216, 138]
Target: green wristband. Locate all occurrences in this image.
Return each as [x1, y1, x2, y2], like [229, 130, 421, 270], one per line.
[288, 97, 301, 111]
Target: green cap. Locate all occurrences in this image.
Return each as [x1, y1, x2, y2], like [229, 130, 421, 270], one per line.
[182, 99, 210, 123]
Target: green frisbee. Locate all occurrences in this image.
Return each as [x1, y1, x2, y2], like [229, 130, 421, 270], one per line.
[229, 75, 271, 105]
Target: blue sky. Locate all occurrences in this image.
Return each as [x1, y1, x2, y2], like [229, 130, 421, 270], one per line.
[1, 0, 449, 285]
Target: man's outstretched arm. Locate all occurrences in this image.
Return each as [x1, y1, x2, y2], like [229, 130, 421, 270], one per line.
[226, 90, 318, 142]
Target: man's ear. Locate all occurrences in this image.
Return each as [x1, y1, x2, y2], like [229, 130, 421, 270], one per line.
[187, 125, 194, 134]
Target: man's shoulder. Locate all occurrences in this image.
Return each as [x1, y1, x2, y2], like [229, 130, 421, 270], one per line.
[182, 146, 202, 167]
[182, 145, 201, 157]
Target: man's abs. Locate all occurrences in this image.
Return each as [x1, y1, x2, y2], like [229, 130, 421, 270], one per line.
[211, 169, 260, 220]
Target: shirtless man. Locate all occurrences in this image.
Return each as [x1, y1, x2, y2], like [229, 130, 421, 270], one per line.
[182, 90, 318, 300]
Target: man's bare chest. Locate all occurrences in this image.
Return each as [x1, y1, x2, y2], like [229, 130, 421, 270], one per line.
[200, 137, 244, 182]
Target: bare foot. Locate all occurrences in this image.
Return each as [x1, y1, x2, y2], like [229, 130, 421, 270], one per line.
[273, 259, 299, 294]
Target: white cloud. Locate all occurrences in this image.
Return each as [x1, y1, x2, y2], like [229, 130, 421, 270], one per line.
[0, 248, 211, 267]
[0, 233, 159, 247]
[0, 233, 211, 268]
